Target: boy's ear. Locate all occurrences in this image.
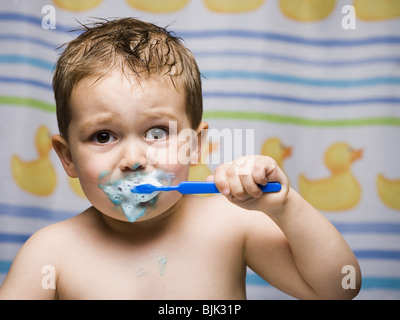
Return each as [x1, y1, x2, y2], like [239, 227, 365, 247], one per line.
[52, 134, 78, 178]
[190, 121, 209, 166]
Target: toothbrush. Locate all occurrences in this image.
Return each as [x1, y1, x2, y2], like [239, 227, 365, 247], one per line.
[131, 181, 281, 194]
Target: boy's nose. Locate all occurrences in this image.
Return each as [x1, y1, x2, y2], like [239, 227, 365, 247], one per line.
[119, 141, 147, 172]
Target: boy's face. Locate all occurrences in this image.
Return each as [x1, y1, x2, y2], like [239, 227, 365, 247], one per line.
[53, 68, 207, 223]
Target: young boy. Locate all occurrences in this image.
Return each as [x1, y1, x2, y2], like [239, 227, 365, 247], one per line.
[0, 18, 360, 300]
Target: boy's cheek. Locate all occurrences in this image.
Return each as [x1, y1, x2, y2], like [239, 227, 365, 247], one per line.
[72, 155, 106, 188]
[75, 170, 99, 196]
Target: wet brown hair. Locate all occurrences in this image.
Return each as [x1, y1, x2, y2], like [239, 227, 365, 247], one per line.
[52, 17, 202, 140]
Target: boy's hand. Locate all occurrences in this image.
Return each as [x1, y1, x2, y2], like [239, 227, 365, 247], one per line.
[208, 155, 290, 213]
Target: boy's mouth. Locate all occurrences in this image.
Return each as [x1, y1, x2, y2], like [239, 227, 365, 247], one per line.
[98, 169, 174, 222]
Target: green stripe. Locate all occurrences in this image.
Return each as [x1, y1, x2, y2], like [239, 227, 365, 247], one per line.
[203, 111, 400, 127]
[0, 96, 55, 112]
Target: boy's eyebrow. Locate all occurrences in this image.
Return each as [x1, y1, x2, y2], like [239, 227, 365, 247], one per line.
[142, 109, 180, 121]
[78, 114, 117, 132]
[78, 110, 181, 132]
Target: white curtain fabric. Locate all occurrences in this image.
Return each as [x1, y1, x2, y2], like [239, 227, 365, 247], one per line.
[1, 0, 400, 299]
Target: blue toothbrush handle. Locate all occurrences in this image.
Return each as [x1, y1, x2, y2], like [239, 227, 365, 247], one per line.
[178, 181, 281, 194]
[259, 182, 281, 193]
[177, 181, 218, 194]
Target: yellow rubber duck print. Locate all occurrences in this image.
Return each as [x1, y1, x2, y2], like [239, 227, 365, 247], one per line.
[11, 125, 57, 196]
[126, 0, 189, 13]
[377, 174, 400, 210]
[299, 142, 363, 211]
[279, 0, 336, 21]
[204, 0, 265, 13]
[53, 0, 103, 11]
[354, 0, 400, 21]
[260, 137, 292, 170]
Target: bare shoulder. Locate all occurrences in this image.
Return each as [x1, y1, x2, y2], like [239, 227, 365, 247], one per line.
[23, 209, 92, 251]
[0, 209, 92, 299]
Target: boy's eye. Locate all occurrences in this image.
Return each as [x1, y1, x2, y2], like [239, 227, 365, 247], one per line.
[145, 127, 168, 141]
[92, 131, 116, 144]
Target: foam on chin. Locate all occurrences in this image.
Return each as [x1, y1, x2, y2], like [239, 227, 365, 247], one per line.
[98, 169, 174, 222]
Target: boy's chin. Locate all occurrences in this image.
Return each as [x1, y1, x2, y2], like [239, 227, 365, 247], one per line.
[102, 194, 182, 224]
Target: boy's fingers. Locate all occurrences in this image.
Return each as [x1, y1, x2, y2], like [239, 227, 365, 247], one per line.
[252, 158, 269, 186]
[215, 156, 285, 200]
[226, 164, 247, 200]
[232, 157, 265, 198]
[213, 165, 230, 196]
[239, 173, 262, 198]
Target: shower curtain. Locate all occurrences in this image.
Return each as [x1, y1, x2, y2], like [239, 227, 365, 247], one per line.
[1, 0, 400, 299]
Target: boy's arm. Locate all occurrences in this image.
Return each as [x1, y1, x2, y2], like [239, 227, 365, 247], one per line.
[213, 155, 361, 299]
[0, 228, 58, 300]
[245, 188, 361, 299]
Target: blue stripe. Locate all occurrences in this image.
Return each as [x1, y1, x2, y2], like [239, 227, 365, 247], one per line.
[0, 12, 46, 27]
[0, 232, 30, 244]
[246, 273, 271, 286]
[204, 70, 400, 87]
[354, 250, 400, 260]
[0, 12, 48, 27]
[0, 260, 12, 273]
[0, 12, 76, 34]
[0, 34, 57, 49]
[179, 29, 400, 47]
[0, 76, 52, 90]
[195, 50, 400, 67]
[204, 91, 400, 106]
[0, 55, 54, 71]
[0, 203, 75, 221]
[361, 277, 400, 290]
[334, 222, 400, 234]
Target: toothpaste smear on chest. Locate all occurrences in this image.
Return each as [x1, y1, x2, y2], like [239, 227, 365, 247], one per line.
[98, 169, 174, 222]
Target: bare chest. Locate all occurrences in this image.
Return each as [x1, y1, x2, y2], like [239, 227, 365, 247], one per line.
[56, 230, 246, 299]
